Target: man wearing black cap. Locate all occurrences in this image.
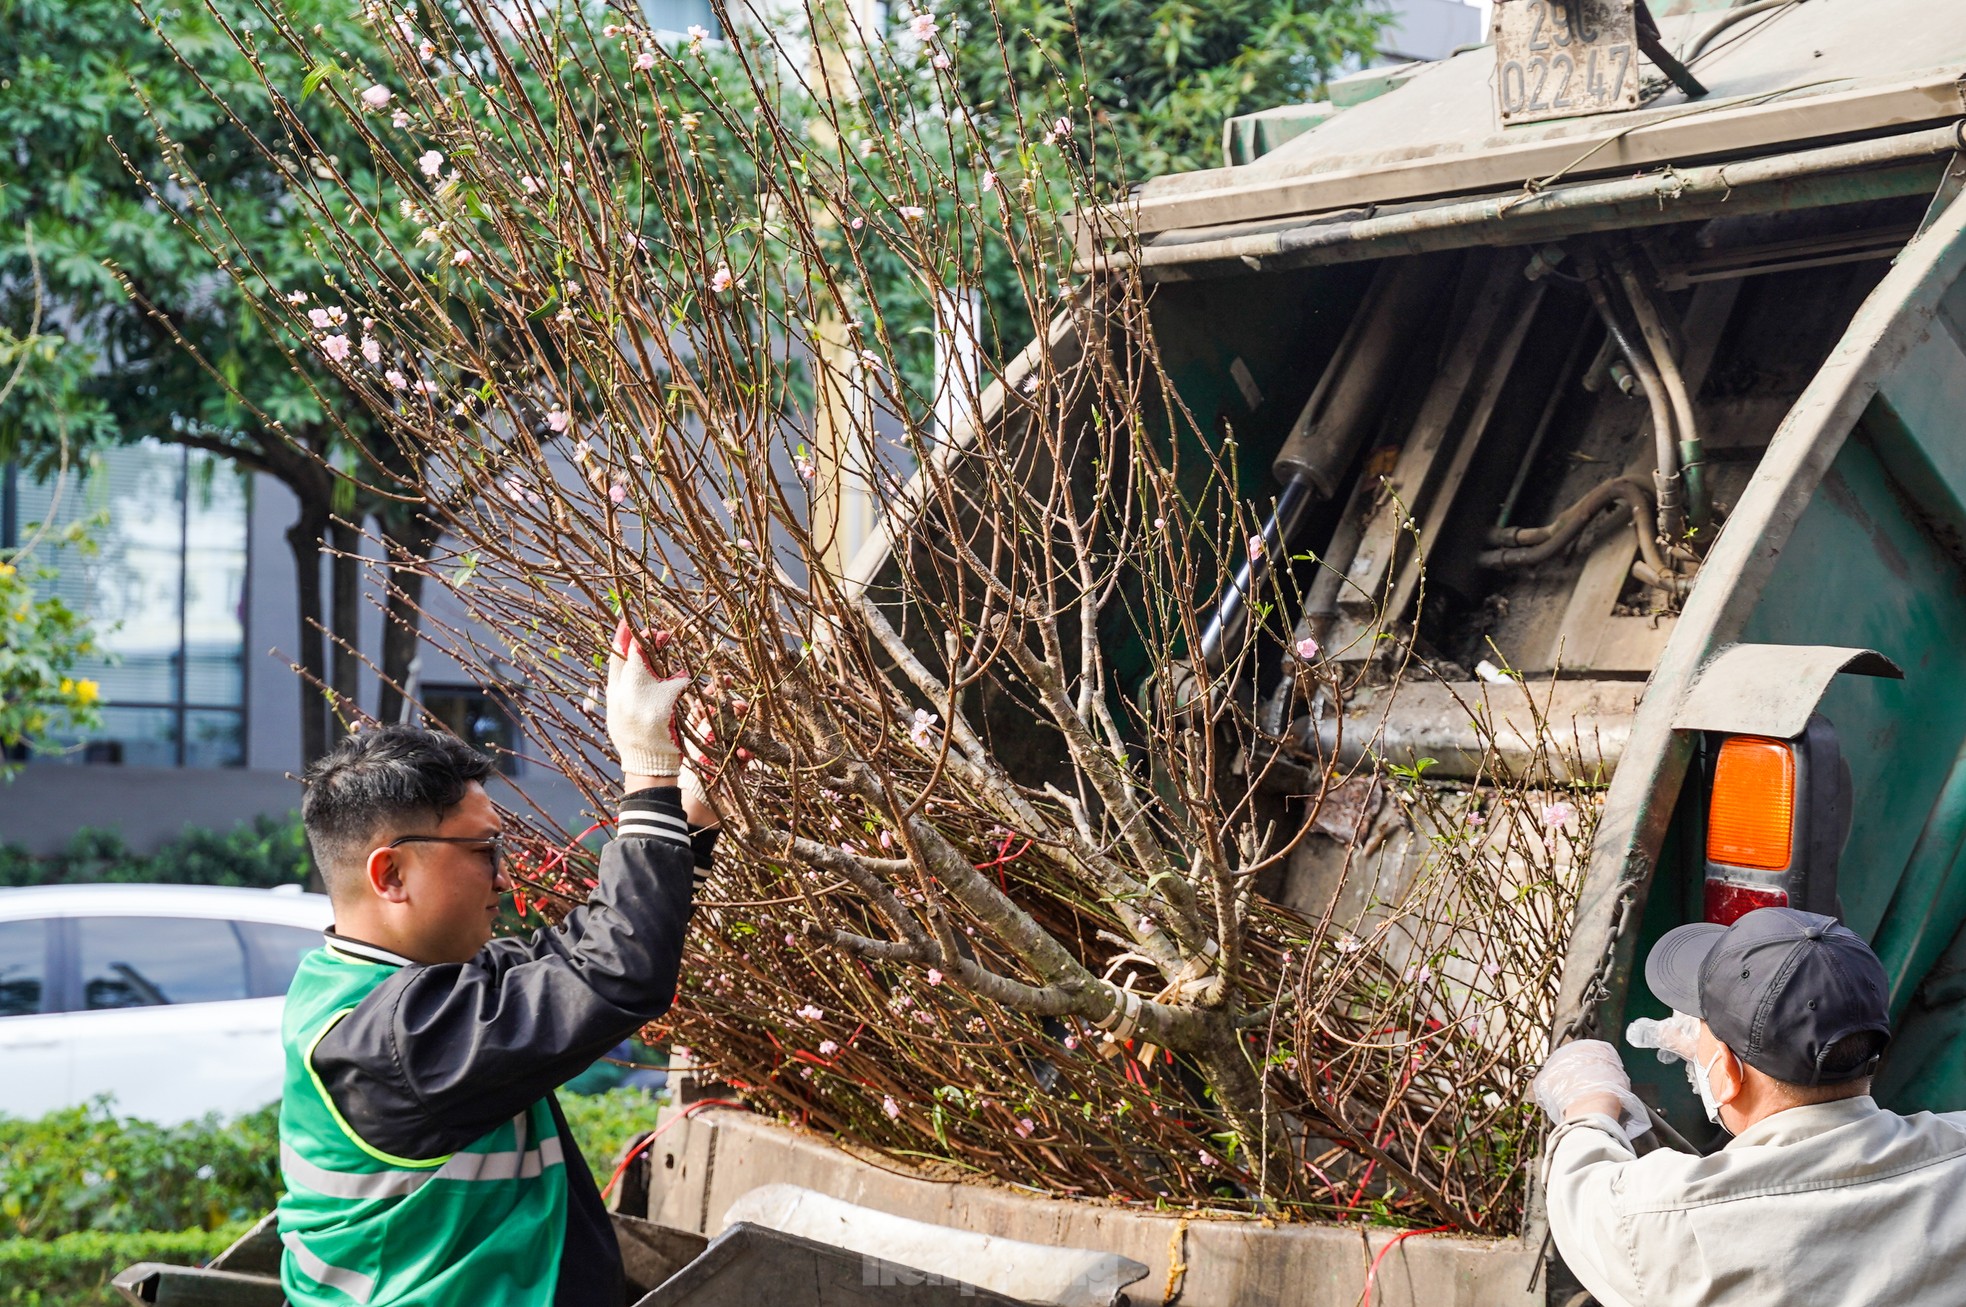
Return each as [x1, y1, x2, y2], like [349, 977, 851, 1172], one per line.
[1531, 906, 1966, 1305]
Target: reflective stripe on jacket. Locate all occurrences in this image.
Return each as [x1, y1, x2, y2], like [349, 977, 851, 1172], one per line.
[275, 788, 703, 1306]
[277, 945, 568, 1306]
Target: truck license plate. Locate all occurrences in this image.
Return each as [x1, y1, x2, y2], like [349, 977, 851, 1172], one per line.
[1494, 0, 1639, 125]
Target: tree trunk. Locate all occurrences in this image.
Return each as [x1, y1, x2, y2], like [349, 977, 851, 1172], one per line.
[375, 502, 442, 726]
[328, 517, 365, 736]
[285, 502, 332, 768]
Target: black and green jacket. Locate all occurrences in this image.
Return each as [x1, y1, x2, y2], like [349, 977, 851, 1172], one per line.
[275, 788, 706, 1307]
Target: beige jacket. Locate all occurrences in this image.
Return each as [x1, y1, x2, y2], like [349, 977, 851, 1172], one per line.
[1546, 1097, 1966, 1305]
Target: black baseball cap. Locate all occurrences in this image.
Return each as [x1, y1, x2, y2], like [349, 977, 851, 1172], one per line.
[1645, 907, 1891, 1087]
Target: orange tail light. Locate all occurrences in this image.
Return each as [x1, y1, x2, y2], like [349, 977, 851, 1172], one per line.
[1707, 736, 1796, 870]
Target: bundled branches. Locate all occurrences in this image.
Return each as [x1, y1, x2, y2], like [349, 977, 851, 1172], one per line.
[138, 0, 1591, 1229]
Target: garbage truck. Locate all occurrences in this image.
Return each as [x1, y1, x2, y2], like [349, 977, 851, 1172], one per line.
[117, 0, 1966, 1302]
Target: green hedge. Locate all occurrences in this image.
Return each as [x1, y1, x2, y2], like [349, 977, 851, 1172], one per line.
[0, 815, 308, 890]
[0, 1090, 663, 1299]
[0, 1103, 282, 1241]
[560, 1086, 667, 1173]
[1, 1092, 661, 1242]
[0, 1057, 661, 1306]
[0, 1225, 247, 1307]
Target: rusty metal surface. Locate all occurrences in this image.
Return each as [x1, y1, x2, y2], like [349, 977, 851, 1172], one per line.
[1092, 126, 1962, 280]
[1297, 678, 1641, 781]
[1494, 0, 1641, 125]
[1673, 643, 1904, 737]
[1327, 251, 1538, 650]
[1308, 774, 1385, 841]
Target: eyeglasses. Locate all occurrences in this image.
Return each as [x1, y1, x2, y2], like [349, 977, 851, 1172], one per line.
[384, 833, 507, 874]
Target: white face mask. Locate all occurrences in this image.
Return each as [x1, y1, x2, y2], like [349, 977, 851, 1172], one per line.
[1691, 1049, 1727, 1126]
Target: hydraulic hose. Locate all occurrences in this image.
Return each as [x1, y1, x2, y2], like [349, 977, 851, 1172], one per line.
[1484, 475, 1646, 554]
[1582, 266, 1684, 543]
[1478, 475, 1673, 581]
[1614, 255, 1710, 534]
[1633, 559, 1697, 598]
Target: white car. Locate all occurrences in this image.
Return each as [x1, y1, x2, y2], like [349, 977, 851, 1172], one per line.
[0, 883, 333, 1122]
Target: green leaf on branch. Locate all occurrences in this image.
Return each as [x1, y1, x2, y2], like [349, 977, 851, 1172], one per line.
[300, 59, 346, 101]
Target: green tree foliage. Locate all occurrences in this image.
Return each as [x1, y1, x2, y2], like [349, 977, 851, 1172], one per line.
[950, 0, 1384, 181]
[0, 288, 106, 771]
[0, 0, 435, 762]
[0, 0, 387, 469]
[0, 814, 309, 889]
[829, 0, 1384, 390]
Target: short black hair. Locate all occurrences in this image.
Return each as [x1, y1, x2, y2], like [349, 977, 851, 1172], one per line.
[301, 725, 496, 897]
[1768, 1030, 1889, 1106]
[1815, 1030, 1889, 1083]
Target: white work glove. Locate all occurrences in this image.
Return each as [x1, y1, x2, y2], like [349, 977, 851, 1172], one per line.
[674, 696, 723, 827]
[1627, 1012, 1703, 1066]
[607, 620, 692, 778]
[679, 764, 711, 819]
[1531, 1039, 1649, 1139]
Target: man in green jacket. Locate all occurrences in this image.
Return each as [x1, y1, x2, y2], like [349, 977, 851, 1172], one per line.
[276, 624, 711, 1305]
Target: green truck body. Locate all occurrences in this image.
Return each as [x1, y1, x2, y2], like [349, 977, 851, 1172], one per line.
[1065, 0, 1966, 1150]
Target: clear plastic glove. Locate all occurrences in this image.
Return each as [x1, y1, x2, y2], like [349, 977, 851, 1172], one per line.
[1531, 1039, 1650, 1139]
[1627, 1012, 1702, 1066]
[607, 620, 692, 778]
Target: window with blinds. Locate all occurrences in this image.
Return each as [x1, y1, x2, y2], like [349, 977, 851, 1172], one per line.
[2, 441, 249, 767]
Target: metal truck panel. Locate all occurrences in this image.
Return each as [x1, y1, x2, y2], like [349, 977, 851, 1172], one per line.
[637, 1223, 1041, 1307]
[1125, 0, 1966, 236]
[636, 1106, 1541, 1307]
[1099, 126, 1961, 280]
[1551, 179, 1966, 1072]
[721, 1184, 1148, 1307]
[1672, 644, 1903, 737]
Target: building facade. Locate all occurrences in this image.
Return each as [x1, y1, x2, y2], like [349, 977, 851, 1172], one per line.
[0, 445, 578, 855]
[1378, 0, 1486, 65]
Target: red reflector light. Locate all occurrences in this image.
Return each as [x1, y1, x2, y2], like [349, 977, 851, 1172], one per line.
[1705, 880, 1789, 926]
